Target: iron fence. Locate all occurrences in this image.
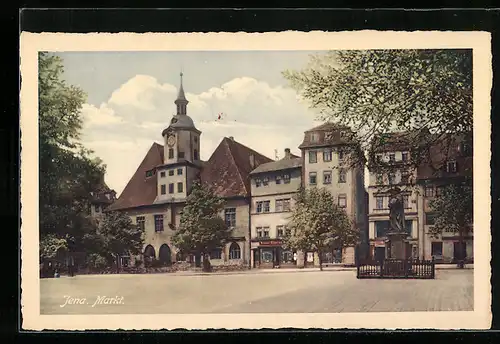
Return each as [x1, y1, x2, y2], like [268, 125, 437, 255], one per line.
[357, 258, 435, 279]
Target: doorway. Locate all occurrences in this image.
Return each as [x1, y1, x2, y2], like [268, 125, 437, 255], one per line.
[453, 242, 467, 262]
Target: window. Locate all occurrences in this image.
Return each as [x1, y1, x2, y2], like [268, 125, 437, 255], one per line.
[168, 149, 174, 159]
[323, 150, 332, 162]
[389, 153, 395, 162]
[375, 221, 389, 238]
[225, 208, 236, 228]
[256, 201, 263, 213]
[275, 199, 283, 212]
[282, 199, 291, 211]
[403, 195, 409, 208]
[168, 170, 174, 176]
[275, 175, 282, 185]
[177, 168, 183, 175]
[283, 174, 291, 184]
[323, 170, 332, 184]
[338, 150, 345, 161]
[229, 243, 241, 260]
[193, 149, 199, 160]
[262, 177, 269, 186]
[263, 201, 270, 213]
[94, 204, 101, 213]
[376, 174, 383, 185]
[194, 136, 198, 143]
[178, 152, 185, 159]
[168, 183, 174, 194]
[136, 216, 145, 231]
[446, 160, 457, 173]
[325, 132, 333, 141]
[282, 250, 294, 263]
[160, 184, 166, 195]
[160, 171, 166, 178]
[400, 172, 410, 184]
[309, 151, 318, 163]
[401, 152, 409, 162]
[309, 172, 317, 185]
[285, 226, 292, 237]
[426, 213, 436, 225]
[146, 170, 154, 178]
[431, 242, 443, 257]
[424, 186, 435, 197]
[462, 143, 472, 156]
[277, 225, 285, 237]
[388, 173, 395, 185]
[435, 186, 444, 197]
[256, 227, 270, 238]
[177, 182, 183, 193]
[375, 196, 384, 209]
[154, 215, 164, 232]
[210, 248, 222, 260]
[338, 169, 346, 183]
[310, 133, 319, 142]
[338, 194, 347, 208]
[255, 178, 262, 187]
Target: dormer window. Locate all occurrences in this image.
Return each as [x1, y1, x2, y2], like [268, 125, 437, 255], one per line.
[446, 160, 457, 173]
[388, 153, 395, 163]
[255, 178, 262, 187]
[262, 177, 269, 186]
[310, 133, 320, 143]
[145, 169, 154, 178]
[401, 152, 409, 162]
[325, 132, 333, 141]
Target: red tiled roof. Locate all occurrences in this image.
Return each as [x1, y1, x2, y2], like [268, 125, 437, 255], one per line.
[107, 143, 164, 211]
[200, 137, 273, 198]
[299, 122, 355, 149]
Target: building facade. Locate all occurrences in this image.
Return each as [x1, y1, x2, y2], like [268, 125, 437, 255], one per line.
[249, 148, 302, 268]
[108, 74, 272, 268]
[367, 133, 419, 261]
[298, 123, 368, 265]
[416, 134, 473, 263]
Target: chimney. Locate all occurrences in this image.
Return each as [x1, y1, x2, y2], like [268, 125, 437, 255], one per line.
[229, 136, 234, 141]
[284, 148, 291, 159]
[249, 154, 255, 169]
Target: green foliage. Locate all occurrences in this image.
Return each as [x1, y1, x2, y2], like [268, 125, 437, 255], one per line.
[283, 49, 472, 169]
[172, 181, 231, 255]
[38, 52, 107, 257]
[39, 234, 68, 259]
[89, 211, 145, 262]
[284, 187, 359, 264]
[428, 182, 473, 238]
[85, 253, 108, 269]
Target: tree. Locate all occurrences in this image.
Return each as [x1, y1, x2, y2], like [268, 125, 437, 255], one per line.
[428, 183, 473, 268]
[38, 52, 106, 261]
[283, 49, 472, 171]
[284, 187, 359, 270]
[171, 181, 232, 272]
[88, 211, 145, 272]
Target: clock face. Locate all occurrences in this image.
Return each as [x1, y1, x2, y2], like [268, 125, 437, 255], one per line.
[167, 136, 176, 147]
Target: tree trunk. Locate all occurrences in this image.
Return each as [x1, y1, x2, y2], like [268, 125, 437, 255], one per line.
[116, 254, 120, 273]
[318, 249, 323, 271]
[202, 253, 212, 272]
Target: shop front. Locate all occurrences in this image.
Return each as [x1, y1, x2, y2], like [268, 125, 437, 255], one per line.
[251, 239, 297, 269]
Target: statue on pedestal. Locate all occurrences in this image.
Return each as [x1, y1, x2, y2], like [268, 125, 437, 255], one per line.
[388, 189, 405, 233]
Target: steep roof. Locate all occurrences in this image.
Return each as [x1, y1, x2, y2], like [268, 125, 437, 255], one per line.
[107, 143, 164, 211]
[200, 137, 273, 197]
[417, 133, 473, 181]
[250, 157, 302, 175]
[299, 122, 356, 149]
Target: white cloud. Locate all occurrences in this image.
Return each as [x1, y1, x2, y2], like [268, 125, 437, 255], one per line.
[81, 75, 322, 195]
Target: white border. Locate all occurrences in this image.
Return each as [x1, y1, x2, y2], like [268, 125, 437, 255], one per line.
[20, 31, 492, 330]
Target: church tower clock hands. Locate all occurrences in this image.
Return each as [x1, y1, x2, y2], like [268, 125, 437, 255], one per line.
[158, 72, 202, 204]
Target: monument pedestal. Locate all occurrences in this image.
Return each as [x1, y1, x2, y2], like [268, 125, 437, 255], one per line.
[385, 232, 409, 259]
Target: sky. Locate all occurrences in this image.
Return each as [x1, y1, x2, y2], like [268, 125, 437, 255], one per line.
[56, 51, 327, 196]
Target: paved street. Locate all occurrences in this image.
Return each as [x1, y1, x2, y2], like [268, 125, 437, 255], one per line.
[40, 269, 473, 314]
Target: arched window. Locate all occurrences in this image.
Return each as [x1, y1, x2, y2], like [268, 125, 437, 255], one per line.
[229, 242, 241, 260]
[159, 244, 172, 266]
[144, 245, 156, 261]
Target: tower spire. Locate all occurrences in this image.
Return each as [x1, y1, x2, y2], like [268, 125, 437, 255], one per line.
[174, 71, 188, 115]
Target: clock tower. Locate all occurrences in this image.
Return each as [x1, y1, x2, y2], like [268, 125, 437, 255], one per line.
[157, 72, 202, 203]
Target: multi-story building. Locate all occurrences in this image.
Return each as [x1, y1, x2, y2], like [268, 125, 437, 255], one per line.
[367, 133, 419, 261]
[298, 123, 368, 266]
[416, 133, 473, 263]
[107, 73, 272, 268]
[248, 148, 302, 268]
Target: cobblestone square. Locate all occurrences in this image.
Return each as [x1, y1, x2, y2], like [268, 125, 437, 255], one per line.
[40, 269, 473, 314]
